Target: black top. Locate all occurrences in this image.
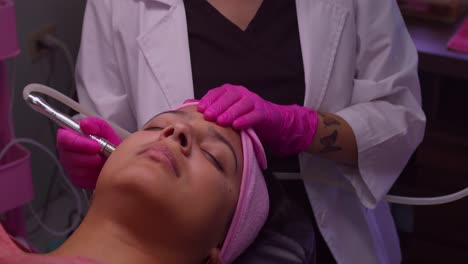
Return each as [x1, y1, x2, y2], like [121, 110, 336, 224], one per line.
[184, 0, 305, 172]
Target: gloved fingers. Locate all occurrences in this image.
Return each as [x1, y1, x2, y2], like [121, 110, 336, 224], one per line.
[216, 97, 255, 126]
[57, 128, 101, 154]
[59, 153, 105, 170]
[79, 117, 122, 145]
[66, 167, 100, 189]
[70, 173, 98, 189]
[201, 89, 243, 121]
[232, 111, 264, 130]
[197, 85, 228, 112]
[59, 151, 104, 189]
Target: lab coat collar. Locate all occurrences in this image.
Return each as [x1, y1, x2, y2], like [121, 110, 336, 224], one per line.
[137, 0, 194, 108]
[144, 0, 179, 7]
[295, 0, 348, 110]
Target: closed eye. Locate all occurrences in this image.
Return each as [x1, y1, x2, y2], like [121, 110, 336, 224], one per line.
[144, 126, 164, 131]
[203, 149, 224, 172]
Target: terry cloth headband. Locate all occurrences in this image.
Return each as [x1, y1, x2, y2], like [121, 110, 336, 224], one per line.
[175, 102, 269, 264]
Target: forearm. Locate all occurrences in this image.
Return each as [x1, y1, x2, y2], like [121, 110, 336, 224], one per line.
[306, 112, 358, 166]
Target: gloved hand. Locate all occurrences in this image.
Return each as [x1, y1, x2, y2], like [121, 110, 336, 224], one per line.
[56, 117, 122, 189]
[198, 84, 319, 156]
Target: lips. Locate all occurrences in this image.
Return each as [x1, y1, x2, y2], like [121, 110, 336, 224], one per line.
[141, 143, 179, 177]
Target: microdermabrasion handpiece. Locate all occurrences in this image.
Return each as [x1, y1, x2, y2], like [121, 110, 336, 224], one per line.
[25, 92, 115, 157]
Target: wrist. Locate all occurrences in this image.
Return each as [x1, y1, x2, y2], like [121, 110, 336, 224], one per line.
[264, 104, 318, 156]
[307, 112, 358, 165]
[288, 105, 319, 152]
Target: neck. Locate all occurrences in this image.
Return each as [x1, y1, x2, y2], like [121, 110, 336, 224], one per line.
[48, 205, 188, 264]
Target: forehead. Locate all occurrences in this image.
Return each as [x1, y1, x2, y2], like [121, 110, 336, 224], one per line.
[151, 105, 235, 133]
[179, 105, 239, 137]
[174, 105, 205, 121]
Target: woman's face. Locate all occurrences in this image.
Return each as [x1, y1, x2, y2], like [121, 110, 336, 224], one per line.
[95, 105, 243, 255]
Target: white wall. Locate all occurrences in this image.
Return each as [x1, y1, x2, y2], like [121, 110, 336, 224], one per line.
[8, 0, 87, 252]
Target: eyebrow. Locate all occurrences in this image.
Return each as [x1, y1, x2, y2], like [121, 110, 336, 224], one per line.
[147, 110, 239, 175]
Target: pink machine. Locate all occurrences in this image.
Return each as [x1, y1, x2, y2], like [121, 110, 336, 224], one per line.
[0, 0, 34, 240]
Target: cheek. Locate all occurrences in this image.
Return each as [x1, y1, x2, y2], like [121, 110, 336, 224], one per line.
[199, 173, 238, 223]
[187, 158, 237, 202]
[98, 146, 132, 185]
[177, 162, 239, 228]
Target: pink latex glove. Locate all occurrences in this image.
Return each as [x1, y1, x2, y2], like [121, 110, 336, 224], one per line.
[198, 84, 319, 156]
[56, 117, 122, 189]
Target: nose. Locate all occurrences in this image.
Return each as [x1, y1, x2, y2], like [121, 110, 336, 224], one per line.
[159, 123, 192, 154]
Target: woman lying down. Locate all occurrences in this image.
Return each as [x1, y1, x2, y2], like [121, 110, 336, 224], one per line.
[0, 102, 270, 264]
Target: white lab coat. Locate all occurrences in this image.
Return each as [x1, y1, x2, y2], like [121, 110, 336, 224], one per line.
[75, 0, 426, 263]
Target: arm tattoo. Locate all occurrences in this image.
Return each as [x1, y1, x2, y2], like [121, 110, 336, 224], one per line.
[319, 130, 343, 153]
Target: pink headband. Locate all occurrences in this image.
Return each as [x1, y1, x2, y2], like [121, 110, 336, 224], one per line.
[176, 102, 269, 263]
[219, 128, 269, 263]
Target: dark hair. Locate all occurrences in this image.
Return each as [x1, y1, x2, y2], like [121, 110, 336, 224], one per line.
[262, 170, 310, 231]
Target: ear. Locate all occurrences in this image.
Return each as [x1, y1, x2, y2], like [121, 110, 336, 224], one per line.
[205, 247, 222, 264]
